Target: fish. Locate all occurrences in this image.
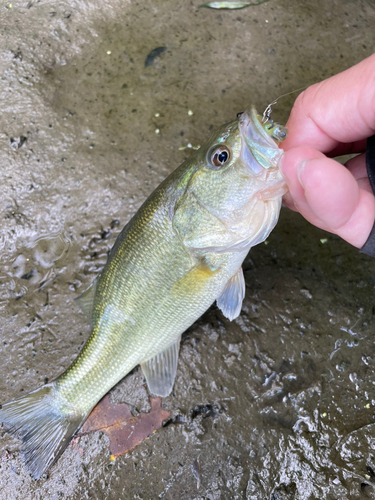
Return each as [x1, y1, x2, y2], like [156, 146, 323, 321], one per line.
[0, 106, 288, 479]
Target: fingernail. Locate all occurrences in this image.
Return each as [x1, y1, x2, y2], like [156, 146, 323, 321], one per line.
[297, 159, 310, 189]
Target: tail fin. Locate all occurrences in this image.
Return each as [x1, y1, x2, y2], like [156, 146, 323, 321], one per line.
[0, 384, 85, 479]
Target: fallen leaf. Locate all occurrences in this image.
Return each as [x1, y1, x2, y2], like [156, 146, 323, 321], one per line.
[80, 395, 133, 434]
[69, 436, 84, 456]
[78, 395, 170, 457]
[199, 0, 269, 9]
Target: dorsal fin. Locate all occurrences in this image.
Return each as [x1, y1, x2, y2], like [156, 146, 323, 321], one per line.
[216, 267, 245, 321]
[140, 337, 181, 397]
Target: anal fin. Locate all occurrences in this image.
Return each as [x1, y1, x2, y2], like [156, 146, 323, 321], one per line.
[216, 267, 245, 321]
[140, 337, 181, 397]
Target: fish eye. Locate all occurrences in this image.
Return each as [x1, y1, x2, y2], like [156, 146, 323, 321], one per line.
[209, 145, 231, 168]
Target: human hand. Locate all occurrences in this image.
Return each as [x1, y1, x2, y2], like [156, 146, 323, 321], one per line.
[280, 53, 375, 248]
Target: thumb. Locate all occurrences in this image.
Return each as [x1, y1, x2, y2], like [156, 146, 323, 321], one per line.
[280, 147, 375, 248]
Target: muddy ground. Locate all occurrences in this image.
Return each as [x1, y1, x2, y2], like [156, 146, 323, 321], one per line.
[0, 0, 375, 498]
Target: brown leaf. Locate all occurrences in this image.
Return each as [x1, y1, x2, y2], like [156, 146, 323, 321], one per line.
[80, 395, 133, 434]
[78, 395, 170, 458]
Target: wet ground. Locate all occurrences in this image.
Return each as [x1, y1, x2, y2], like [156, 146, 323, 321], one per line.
[1, 0, 375, 498]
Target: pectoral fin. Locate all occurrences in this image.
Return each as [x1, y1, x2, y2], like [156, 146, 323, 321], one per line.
[74, 278, 98, 321]
[140, 337, 181, 397]
[216, 267, 245, 321]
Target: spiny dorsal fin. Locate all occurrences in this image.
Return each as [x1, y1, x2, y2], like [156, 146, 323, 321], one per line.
[216, 267, 245, 321]
[140, 337, 181, 397]
[74, 278, 98, 321]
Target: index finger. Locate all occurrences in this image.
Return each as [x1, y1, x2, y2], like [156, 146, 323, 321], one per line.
[282, 53, 375, 153]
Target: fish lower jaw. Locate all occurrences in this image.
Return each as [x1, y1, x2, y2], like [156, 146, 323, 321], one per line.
[259, 176, 288, 202]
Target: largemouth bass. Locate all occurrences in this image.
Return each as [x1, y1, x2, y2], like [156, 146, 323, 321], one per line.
[0, 106, 288, 479]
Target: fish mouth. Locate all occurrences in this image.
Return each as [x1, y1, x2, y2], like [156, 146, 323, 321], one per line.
[238, 106, 285, 175]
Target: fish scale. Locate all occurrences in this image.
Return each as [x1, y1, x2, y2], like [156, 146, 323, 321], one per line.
[0, 106, 288, 478]
[57, 180, 195, 411]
